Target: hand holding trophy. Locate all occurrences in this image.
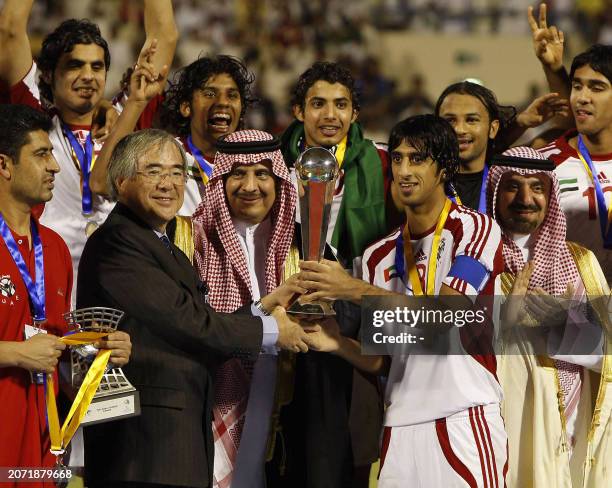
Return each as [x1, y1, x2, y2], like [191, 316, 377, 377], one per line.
[288, 147, 339, 317]
[45, 307, 139, 467]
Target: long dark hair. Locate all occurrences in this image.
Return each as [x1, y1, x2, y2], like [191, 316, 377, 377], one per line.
[435, 81, 516, 157]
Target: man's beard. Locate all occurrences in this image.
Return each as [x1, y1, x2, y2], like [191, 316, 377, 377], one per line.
[504, 203, 542, 234]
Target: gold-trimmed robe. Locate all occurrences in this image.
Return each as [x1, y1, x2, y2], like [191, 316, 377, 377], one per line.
[498, 243, 611, 487]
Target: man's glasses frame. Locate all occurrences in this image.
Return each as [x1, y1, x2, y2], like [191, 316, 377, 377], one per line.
[136, 168, 187, 186]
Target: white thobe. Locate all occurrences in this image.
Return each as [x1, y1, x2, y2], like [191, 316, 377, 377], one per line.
[230, 217, 277, 488]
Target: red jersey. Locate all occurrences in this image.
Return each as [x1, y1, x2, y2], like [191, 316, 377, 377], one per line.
[0, 220, 72, 486]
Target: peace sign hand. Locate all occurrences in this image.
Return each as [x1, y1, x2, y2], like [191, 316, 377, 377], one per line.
[528, 3, 564, 71]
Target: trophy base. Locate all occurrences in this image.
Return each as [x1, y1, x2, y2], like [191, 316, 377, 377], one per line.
[81, 389, 141, 426]
[287, 299, 336, 318]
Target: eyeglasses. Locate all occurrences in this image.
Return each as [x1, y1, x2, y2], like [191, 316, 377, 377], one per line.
[136, 168, 187, 186]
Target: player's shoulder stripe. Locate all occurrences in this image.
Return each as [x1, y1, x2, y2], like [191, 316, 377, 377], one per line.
[539, 140, 555, 150]
[364, 228, 400, 280]
[450, 206, 498, 258]
[449, 205, 496, 228]
[466, 211, 488, 258]
[538, 131, 578, 166]
[538, 140, 559, 153]
[364, 227, 400, 255]
[366, 238, 397, 285]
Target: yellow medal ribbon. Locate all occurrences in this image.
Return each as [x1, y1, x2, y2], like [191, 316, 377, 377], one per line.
[46, 331, 111, 455]
[576, 152, 612, 230]
[68, 147, 98, 173]
[453, 190, 463, 206]
[403, 199, 452, 296]
[196, 165, 210, 185]
[68, 145, 98, 200]
[335, 136, 347, 168]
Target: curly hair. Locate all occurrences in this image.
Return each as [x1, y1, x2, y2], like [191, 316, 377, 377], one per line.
[160, 55, 255, 137]
[38, 19, 111, 104]
[291, 61, 360, 111]
[388, 114, 460, 192]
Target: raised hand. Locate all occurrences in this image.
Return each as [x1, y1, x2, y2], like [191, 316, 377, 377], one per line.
[528, 3, 564, 71]
[16, 333, 66, 373]
[502, 262, 534, 328]
[91, 100, 120, 143]
[516, 92, 570, 128]
[524, 283, 574, 327]
[129, 39, 169, 104]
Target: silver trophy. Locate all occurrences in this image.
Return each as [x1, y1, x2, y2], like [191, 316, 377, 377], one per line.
[288, 147, 339, 317]
[65, 307, 140, 425]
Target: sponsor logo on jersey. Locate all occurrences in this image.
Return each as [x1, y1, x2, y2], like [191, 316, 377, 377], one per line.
[598, 171, 609, 184]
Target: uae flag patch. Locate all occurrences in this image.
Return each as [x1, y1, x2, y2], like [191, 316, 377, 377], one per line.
[384, 265, 400, 282]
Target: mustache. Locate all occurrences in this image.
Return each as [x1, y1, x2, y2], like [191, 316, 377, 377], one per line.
[508, 203, 540, 212]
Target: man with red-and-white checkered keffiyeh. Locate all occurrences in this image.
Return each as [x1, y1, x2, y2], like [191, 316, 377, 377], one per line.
[487, 146, 609, 488]
[192, 129, 301, 488]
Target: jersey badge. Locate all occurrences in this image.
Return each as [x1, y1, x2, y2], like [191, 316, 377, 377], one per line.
[0, 275, 16, 297]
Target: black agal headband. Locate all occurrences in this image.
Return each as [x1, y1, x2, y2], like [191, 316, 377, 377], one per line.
[490, 155, 555, 171]
[216, 135, 282, 154]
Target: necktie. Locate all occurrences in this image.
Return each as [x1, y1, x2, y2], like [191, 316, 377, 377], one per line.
[160, 235, 173, 254]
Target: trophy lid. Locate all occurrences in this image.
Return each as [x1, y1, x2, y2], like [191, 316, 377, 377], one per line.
[295, 147, 339, 182]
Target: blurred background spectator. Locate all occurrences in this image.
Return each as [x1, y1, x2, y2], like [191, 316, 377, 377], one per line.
[5, 0, 609, 141]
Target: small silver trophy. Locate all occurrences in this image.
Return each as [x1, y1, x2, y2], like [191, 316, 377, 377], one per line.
[65, 307, 140, 425]
[288, 147, 339, 317]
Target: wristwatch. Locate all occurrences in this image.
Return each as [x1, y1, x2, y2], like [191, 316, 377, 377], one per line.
[253, 299, 271, 316]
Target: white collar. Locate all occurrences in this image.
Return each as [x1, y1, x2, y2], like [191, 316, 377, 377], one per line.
[231, 215, 272, 238]
[153, 229, 169, 239]
[510, 232, 533, 250]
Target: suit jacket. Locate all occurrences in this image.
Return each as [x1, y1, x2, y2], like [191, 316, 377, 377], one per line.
[77, 203, 263, 488]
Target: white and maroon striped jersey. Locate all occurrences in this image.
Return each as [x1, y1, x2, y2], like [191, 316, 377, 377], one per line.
[8, 63, 169, 301]
[539, 130, 612, 281]
[9, 62, 114, 303]
[362, 202, 504, 426]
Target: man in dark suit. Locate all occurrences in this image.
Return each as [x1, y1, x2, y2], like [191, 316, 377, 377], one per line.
[77, 128, 313, 488]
